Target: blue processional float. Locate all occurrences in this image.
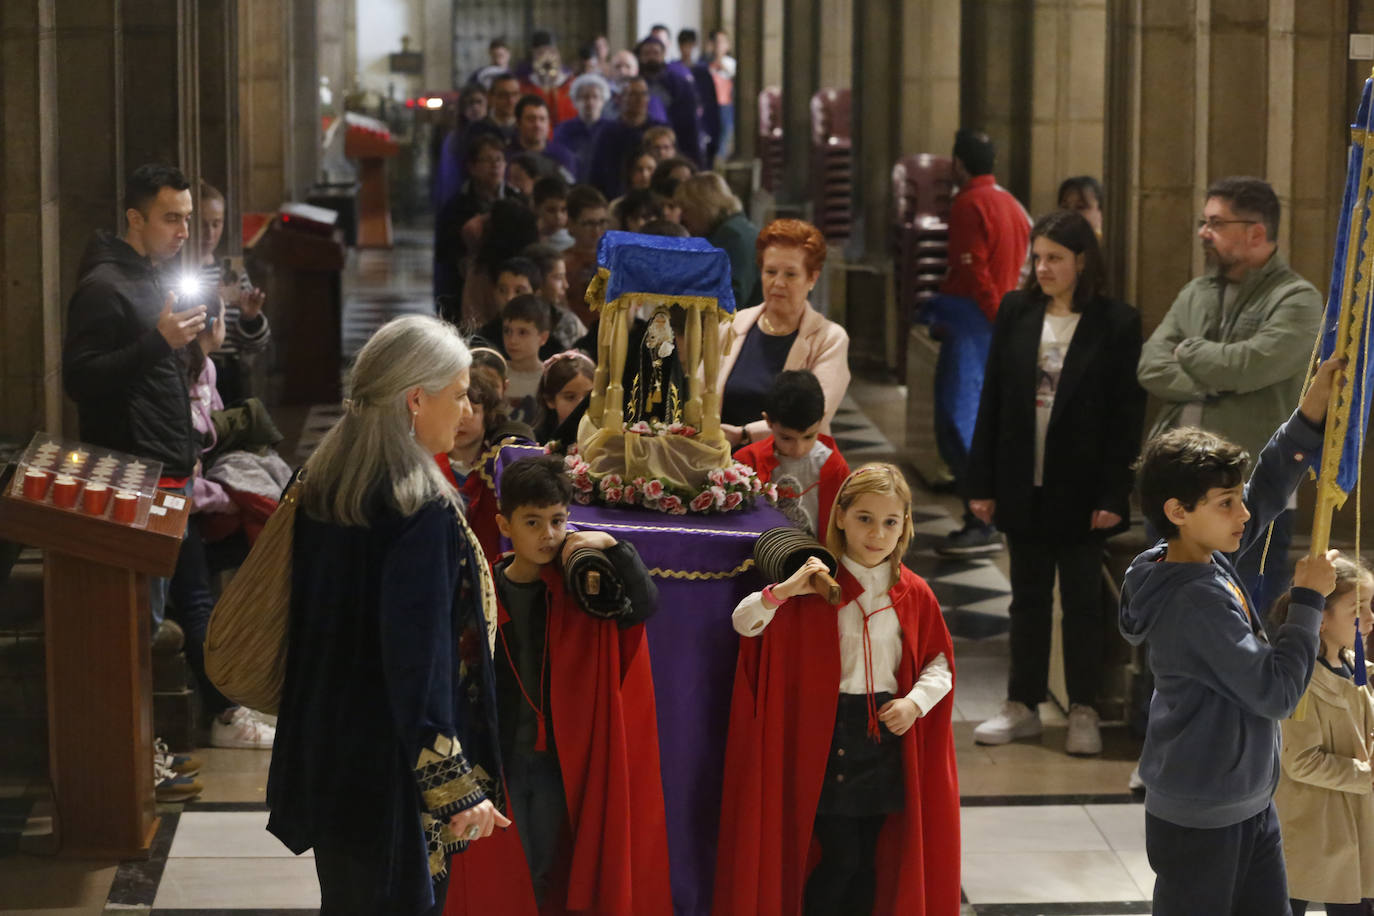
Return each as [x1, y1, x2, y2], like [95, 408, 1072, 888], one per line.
[1306, 67, 1374, 688]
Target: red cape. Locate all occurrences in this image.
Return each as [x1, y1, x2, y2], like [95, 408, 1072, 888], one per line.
[446, 563, 673, 916]
[435, 454, 502, 562]
[733, 434, 850, 536]
[712, 564, 961, 916]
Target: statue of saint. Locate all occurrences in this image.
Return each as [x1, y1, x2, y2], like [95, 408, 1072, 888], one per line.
[626, 305, 687, 426]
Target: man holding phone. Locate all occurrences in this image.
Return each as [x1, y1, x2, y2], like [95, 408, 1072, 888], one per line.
[195, 180, 270, 403]
[63, 163, 205, 630]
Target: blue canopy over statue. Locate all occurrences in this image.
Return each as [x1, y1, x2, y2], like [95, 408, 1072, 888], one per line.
[579, 230, 737, 495]
[589, 230, 738, 316]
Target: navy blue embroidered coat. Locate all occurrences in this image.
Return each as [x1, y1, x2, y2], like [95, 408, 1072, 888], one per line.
[267, 497, 502, 915]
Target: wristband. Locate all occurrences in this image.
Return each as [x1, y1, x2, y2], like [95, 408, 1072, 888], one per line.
[762, 584, 781, 606]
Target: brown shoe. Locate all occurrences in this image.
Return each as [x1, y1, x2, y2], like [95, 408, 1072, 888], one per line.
[152, 619, 185, 654]
[154, 758, 203, 803]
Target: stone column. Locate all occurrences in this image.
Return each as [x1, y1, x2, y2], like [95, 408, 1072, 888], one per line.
[851, 0, 904, 256]
[733, 0, 765, 162]
[900, 0, 961, 158]
[1, 0, 63, 438]
[960, 0, 1033, 201]
[317, 0, 354, 105]
[199, 0, 239, 250]
[818, 0, 852, 91]
[1105, 0, 1349, 330]
[289, 0, 320, 197]
[779, 0, 820, 207]
[238, 0, 291, 212]
[1028, 0, 1107, 216]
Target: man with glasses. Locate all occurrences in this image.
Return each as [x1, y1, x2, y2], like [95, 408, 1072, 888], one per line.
[1137, 176, 1322, 615]
[434, 134, 523, 315]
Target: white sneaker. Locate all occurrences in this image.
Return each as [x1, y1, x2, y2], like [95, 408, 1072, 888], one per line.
[210, 707, 276, 749]
[1065, 704, 1103, 756]
[973, 701, 1043, 745]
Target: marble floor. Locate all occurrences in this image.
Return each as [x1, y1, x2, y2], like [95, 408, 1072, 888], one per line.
[3, 229, 1310, 915]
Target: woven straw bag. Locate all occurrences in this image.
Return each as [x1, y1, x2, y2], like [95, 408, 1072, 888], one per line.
[204, 479, 300, 715]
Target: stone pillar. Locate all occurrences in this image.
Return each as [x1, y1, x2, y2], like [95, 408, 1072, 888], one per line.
[733, 0, 765, 161]
[900, 0, 961, 161]
[779, 0, 820, 206]
[763, 0, 783, 88]
[852, 0, 904, 257]
[199, 0, 239, 250]
[1105, 0, 1349, 330]
[238, 0, 292, 212]
[422, 0, 452, 90]
[818, 0, 852, 91]
[289, 0, 320, 197]
[1027, 0, 1107, 216]
[1, 0, 63, 438]
[54, 0, 124, 320]
[960, 0, 1032, 201]
[317, 0, 355, 106]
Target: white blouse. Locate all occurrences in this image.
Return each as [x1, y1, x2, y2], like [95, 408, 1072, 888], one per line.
[733, 555, 953, 715]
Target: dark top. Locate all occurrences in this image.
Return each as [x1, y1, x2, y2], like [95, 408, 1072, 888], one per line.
[720, 324, 796, 428]
[587, 117, 667, 199]
[62, 232, 197, 476]
[1318, 655, 1354, 679]
[433, 181, 524, 302]
[493, 570, 555, 761]
[707, 212, 763, 309]
[551, 117, 607, 182]
[268, 497, 501, 914]
[964, 290, 1146, 539]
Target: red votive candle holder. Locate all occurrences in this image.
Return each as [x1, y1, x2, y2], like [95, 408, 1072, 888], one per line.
[111, 490, 138, 524]
[21, 468, 51, 500]
[51, 475, 81, 509]
[81, 482, 111, 516]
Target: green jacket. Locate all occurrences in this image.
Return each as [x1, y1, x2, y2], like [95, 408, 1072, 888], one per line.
[1137, 251, 1323, 461]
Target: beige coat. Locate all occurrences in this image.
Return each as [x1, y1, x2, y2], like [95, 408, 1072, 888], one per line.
[717, 303, 851, 443]
[1274, 657, 1374, 904]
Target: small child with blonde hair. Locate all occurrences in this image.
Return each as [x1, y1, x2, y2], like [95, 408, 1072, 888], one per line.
[715, 463, 961, 915]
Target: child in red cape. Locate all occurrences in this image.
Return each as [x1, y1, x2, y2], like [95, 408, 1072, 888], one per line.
[445, 455, 673, 916]
[733, 369, 850, 538]
[714, 462, 960, 916]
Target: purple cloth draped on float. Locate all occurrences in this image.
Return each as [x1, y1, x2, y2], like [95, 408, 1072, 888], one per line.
[490, 443, 784, 915]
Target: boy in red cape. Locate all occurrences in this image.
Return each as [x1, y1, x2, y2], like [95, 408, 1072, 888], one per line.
[714, 463, 961, 916]
[446, 455, 673, 916]
[733, 370, 849, 538]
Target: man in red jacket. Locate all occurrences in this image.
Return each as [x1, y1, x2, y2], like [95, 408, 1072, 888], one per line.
[934, 129, 1030, 557]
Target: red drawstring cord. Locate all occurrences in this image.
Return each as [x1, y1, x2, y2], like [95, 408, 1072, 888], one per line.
[498, 589, 553, 752]
[858, 595, 895, 741]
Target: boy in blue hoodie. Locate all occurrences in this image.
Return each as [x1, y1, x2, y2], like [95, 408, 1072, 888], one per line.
[1119, 355, 1343, 916]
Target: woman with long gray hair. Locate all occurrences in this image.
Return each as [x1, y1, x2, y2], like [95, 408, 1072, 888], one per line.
[267, 315, 510, 915]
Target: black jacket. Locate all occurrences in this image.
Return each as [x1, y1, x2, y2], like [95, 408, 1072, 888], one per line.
[62, 232, 197, 477]
[965, 289, 1146, 539]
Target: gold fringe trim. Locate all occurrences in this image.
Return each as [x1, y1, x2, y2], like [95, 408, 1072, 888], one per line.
[646, 558, 756, 580]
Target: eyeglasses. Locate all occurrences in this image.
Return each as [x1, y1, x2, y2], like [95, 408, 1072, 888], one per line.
[578, 218, 611, 229]
[1197, 218, 1258, 232]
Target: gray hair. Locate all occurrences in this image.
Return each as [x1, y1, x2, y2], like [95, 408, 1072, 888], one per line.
[302, 315, 472, 526]
[570, 73, 610, 101]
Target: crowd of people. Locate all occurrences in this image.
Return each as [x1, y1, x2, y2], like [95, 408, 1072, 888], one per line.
[53, 36, 1374, 908]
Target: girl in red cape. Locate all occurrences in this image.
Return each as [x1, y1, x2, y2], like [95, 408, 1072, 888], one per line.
[714, 462, 961, 916]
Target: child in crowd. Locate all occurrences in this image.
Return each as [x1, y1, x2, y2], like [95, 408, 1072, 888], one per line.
[734, 369, 849, 537]
[715, 463, 960, 915]
[475, 257, 562, 362]
[194, 181, 269, 403]
[532, 351, 595, 446]
[531, 177, 574, 252]
[521, 243, 586, 349]
[614, 188, 660, 232]
[506, 152, 543, 198]
[446, 456, 672, 916]
[563, 184, 610, 325]
[445, 368, 506, 486]
[1273, 555, 1374, 916]
[1118, 355, 1345, 915]
[500, 295, 552, 423]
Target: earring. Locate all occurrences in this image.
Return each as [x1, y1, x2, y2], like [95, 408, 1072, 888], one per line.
[410, 411, 417, 438]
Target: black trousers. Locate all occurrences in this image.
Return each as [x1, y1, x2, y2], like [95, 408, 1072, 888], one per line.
[313, 844, 450, 916]
[1005, 533, 1105, 708]
[168, 515, 234, 716]
[1146, 802, 1289, 916]
[505, 751, 566, 906]
[803, 813, 886, 916]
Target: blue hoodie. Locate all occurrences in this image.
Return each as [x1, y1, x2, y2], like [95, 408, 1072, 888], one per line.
[1119, 410, 1325, 829]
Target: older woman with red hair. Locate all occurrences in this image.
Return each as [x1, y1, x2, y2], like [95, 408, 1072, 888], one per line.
[717, 218, 851, 448]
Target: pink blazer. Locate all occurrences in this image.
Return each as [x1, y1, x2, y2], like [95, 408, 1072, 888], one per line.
[717, 302, 851, 441]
